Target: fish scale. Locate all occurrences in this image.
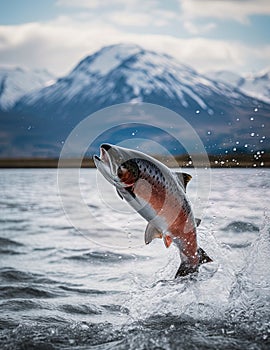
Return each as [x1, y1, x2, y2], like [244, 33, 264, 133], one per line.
[94, 144, 212, 278]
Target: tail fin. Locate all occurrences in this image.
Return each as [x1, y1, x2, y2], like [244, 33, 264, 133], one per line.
[175, 247, 213, 278]
[197, 247, 213, 265]
[174, 262, 198, 278]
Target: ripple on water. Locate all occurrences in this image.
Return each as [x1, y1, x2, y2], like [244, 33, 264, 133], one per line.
[221, 221, 260, 233]
[0, 237, 25, 255]
[0, 285, 62, 299]
[59, 304, 103, 315]
[0, 299, 44, 311]
[0, 267, 61, 285]
[0, 316, 269, 350]
[64, 250, 136, 263]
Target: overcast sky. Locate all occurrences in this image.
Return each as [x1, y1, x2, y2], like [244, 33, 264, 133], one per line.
[0, 0, 269, 76]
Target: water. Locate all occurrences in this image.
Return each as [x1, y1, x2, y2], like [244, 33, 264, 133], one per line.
[0, 168, 269, 349]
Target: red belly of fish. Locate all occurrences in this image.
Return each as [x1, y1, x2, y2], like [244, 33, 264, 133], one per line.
[169, 214, 199, 266]
[135, 179, 199, 266]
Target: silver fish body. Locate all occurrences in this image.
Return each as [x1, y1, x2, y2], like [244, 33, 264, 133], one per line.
[94, 144, 212, 277]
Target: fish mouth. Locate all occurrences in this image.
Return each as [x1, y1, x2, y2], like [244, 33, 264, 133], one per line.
[93, 144, 119, 184]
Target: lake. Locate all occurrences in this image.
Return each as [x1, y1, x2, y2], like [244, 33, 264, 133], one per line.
[0, 168, 269, 349]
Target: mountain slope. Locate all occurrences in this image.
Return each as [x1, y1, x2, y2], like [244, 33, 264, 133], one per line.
[207, 69, 270, 104]
[0, 67, 55, 111]
[2, 44, 270, 158]
[16, 44, 251, 119]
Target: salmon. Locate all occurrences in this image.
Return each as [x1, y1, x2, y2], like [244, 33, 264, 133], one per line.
[94, 144, 212, 278]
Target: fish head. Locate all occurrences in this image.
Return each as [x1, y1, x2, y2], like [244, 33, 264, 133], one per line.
[94, 144, 144, 188]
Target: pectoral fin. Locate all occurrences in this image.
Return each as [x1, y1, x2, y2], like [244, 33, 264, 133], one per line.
[144, 223, 162, 245]
[163, 235, 173, 248]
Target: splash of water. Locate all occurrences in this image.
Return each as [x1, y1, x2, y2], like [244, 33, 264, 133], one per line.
[123, 215, 270, 334]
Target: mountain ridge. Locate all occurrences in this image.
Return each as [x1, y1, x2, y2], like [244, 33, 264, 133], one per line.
[0, 44, 269, 158]
[206, 69, 270, 104]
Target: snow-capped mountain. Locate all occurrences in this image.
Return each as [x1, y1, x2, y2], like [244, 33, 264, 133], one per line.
[0, 67, 55, 110]
[16, 44, 251, 118]
[1, 44, 270, 157]
[207, 69, 270, 104]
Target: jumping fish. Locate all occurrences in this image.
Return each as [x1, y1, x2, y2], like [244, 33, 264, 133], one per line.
[94, 144, 212, 278]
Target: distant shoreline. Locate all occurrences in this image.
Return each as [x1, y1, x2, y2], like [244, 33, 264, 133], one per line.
[0, 154, 269, 168]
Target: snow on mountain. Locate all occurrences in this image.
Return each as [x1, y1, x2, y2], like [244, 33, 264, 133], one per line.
[207, 69, 270, 103]
[206, 70, 243, 87]
[240, 70, 270, 104]
[17, 43, 247, 117]
[3, 44, 269, 158]
[0, 67, 55, 110]
[76, 43, 142, 76]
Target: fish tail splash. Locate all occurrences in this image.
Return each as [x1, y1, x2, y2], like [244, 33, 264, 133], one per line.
[175, 247, 212, 278]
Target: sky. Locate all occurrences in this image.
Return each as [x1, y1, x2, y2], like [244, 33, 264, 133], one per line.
[0, 0, 270, 76]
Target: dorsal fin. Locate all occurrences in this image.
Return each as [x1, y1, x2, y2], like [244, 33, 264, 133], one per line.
[195, 218, 201, 227]
[174, 172, 192, 191]
[144, 222, 162, 245]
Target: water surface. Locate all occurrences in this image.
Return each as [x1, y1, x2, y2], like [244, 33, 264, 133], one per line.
[0, 168, 269, 349]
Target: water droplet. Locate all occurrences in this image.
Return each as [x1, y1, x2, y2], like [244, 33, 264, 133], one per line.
[250, 133, 255, 137]
[233, 147, 237, 151]
[196, 110, 200, 114]
[81, 324, 89, 330]
[236, 141, 239, 145]
[236, 118, 240, 121]
[244, 144, 248, 148]
[254, 107, 258, 112]
[27, 126, 32, 130]
[250, 117, 254, 121]
[261, 162, 264, 166]
[207, 131, 211, 135]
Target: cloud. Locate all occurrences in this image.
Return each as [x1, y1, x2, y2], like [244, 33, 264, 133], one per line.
[0, 17, 121, 74]
[107, 9, 177, 27]
[180, 0, 270, 24]
[0, 16, 269, 76]
[182, 20, 216, 35]
[56, 0, 175, 27]
[56, 0, 120, 9]
[56, 0, 159, 11]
